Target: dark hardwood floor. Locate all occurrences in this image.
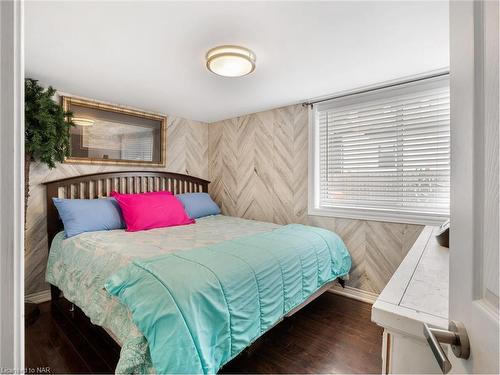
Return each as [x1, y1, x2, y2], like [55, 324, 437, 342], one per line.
[26, 293, 382, 374]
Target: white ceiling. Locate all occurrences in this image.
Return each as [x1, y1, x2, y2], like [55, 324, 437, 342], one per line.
[25, 1, 449, 123]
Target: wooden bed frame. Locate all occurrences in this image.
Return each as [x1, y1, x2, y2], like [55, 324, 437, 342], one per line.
[43, 170, 340, 360]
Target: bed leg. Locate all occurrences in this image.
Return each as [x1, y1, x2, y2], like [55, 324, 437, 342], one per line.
[50, 284, 61, 301]
[338, 278, 346, 288]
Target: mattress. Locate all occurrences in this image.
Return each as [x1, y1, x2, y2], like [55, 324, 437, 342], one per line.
[46, 215, 280, 374]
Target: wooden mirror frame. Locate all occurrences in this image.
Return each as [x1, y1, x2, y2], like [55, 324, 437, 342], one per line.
[62, 96, 167, 167]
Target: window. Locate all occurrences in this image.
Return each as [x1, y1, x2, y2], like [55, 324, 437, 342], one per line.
[309, 75, 450, 225]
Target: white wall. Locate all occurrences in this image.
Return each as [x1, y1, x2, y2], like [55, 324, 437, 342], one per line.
[0, 0, 24, 370]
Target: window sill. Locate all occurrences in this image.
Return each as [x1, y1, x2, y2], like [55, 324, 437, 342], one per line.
[308, 206, 449, 226]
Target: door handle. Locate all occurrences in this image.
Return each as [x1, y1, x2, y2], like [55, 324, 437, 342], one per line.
[423, 320, 470, 374]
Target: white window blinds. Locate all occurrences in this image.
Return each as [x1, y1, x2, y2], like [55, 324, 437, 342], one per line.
[312, 75, 450, 224]
[121, 131, 154, 161]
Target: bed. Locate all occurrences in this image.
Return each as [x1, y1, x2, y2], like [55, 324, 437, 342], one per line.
[44, 171, 351, 374]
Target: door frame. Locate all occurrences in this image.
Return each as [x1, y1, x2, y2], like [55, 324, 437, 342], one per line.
[0, 0, 25, 371]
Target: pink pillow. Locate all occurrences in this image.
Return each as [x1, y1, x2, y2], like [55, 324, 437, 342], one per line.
[110, 191, 195, 232]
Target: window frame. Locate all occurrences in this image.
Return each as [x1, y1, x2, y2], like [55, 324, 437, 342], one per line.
[308, 74, 450, 225]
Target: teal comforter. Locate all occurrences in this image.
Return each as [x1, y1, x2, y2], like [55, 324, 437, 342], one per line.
[105, 224, 351, 374]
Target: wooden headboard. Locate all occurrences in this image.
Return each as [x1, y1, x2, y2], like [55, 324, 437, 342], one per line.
[43, 171, 210, 247]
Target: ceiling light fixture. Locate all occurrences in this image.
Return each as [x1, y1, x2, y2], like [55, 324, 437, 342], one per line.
[72, 117, 95, 127]
[206, 45, 256, 77]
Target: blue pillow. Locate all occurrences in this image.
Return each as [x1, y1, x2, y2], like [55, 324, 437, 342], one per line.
[175, 193, 221, 219]
[52, 198, 125, 238]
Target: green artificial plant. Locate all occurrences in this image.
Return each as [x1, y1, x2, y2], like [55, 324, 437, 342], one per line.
[24, 78, 73, 225]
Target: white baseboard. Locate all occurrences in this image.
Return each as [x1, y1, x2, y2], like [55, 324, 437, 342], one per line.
[25, 289, 51, 304]
[328, 285, 379, 304]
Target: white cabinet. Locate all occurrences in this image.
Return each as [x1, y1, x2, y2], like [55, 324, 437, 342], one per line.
[372, 226, 449, 374]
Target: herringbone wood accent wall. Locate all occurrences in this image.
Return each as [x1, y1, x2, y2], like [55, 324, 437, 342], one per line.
[26, 100, 422, 297]
[209, 104, 423, 294]
[25, 114, 208, 294]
